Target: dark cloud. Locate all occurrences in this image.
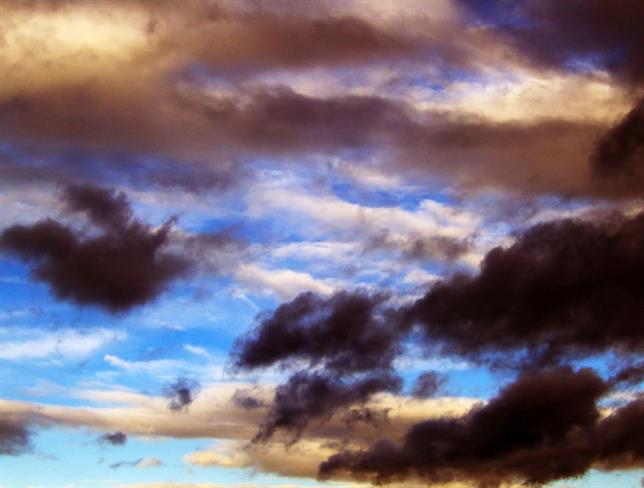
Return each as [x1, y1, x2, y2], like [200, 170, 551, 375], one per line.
[342, 407, 390, 429]
[0, 184, 190, 312]
[254, 371, 402, 444]
[610, 361, 644, 388]
[320, 368, 643, 486]
[0, 417, 32, 456]
[0, 145, 243, 194]
[409, 211, 644, 367]
[110, 458, 141, 470]
[163, 377, 200, 411]
[467, 0, 644, 83]
[235, 210, 644, 376]
[592, 97, 644, 196]
[1, 1, 633, 200]
[1, 76, 605, 198]
[410, 371, 446, 399]
[232, 388, 266, 410]
[363, 230, 470, 262]
[233, 290, 405, 374]
[97, 431, 127, 446]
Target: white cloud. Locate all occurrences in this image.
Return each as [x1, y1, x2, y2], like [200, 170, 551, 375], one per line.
[248, 185, 478, 241]
[235, 263, 336, 299]
[183, 344, 212, 358]
[136, 457, 163, 468]
[0, 328, 124, 361]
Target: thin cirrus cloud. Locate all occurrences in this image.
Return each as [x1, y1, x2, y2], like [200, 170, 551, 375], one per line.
[0, 328, 124, 361]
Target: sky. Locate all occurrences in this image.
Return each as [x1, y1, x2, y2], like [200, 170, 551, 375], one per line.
[0, 1, 643, 487]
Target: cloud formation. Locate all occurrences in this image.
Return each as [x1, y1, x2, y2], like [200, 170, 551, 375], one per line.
[0, 184, 189, 312]
[592, 97, 644, 196]
[0, 416, 32, 456]
[234, 290, 403, 374]
[320, 368, 643, 486]
[409, 211, 644, 366]
[254, 371, 402, 443]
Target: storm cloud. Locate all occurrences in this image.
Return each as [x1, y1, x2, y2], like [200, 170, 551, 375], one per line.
[320, 368, 643, 486]
[234, 290, 405, 374]
[410, 211, 644, 366]
[0, 184, 189, 312]
[254, 371, 402, 443]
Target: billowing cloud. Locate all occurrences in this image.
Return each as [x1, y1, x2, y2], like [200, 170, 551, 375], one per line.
[254, 371, 402, 443]
[234, 291, 403, 374]
[320, 368, 643, 486]
[409, 211, 644, 366]
[474, 0, 644, 83]
[0, 184, 189, 312]
[592, 97, 644, 196]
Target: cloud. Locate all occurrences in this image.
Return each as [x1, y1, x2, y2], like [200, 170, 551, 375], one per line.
[0, 184, 189, 312]
[0, 328, 124, 361]
[591, 97, 644, 196]
[231, 389, 267, 411]
[234, 208, 644, 387]
[234, 290, 403, 374]
[409, 211, 644, 367]
[609, 361, 644, 388]
[410, 372, 447, 399]
[235, 264, 335, 300]
[97, 431, 127, 446]
[478, 0, 644, 83]
[320, 367, 643, 486]
[163, 378, 200, 412]
[110, 456, 162, 469]
[0, 0, 637, 202]
[0, 415, 32, 456]
[253, 371, 402, 443]
[183, 439, 339, 480]
[0, 384, 477, 444]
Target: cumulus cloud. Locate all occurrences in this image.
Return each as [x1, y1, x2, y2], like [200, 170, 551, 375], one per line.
[0, 184, 189, 312]
[409, 211, 644, 367]
[253, 371, 402, 443]
[234, 291, 403, 374]
[320, 368, 643, 486]
[476, 0, 644, 83]
[591, 97, 644, 196]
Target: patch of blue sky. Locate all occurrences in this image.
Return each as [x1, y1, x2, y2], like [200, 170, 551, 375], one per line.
[1, 430, 262, 488]
[563, 46, 630, 76]
[328, 178, 456, 211]
[2, 428, 344, 488]
[551, 469, 644, 488]
[459, 0, 528, 29]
